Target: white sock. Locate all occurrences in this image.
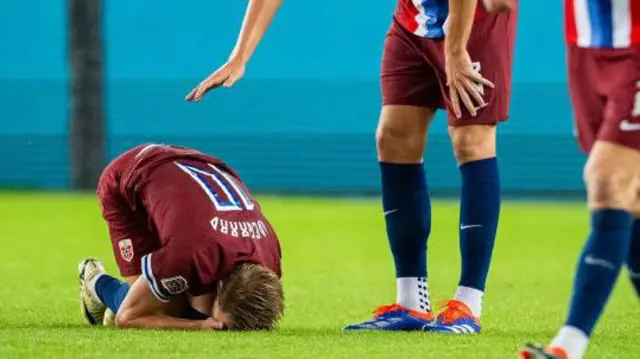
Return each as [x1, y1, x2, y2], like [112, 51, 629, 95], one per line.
[550, 326, 589, 359]
[396, 277, 431, 313]
[454, 286, 483, 317]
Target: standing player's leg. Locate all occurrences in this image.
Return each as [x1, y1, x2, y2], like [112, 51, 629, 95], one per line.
[344, 106, 436, 331]
[520, 46, 640, 359]
[344, 22, 442, 331]
[378, 105, 435, 312]
[547, 142, 638, 359]
[449, 124, 500, 320]
[428, 9, 516, 334]
[628, 194, 640, 296]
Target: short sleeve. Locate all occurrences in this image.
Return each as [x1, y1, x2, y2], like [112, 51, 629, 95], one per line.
[141, 245, 194, 302]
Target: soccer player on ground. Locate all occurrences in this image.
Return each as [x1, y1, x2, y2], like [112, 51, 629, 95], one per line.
[185, 0, 282, 101]
[519, 1, 640, 358]
[79, 144, 284, 330]
[343, 0, 517, 333]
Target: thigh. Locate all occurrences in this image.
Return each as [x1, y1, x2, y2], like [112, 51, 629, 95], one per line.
[599, 45, 640, 151]
[381, 21, 444, 109]
[449, 10, 518, 127]
[98, 158, 159, 277]
[567, 46, 606, 153]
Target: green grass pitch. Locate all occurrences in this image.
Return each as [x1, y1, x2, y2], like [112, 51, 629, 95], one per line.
[0, 193, 638, 358]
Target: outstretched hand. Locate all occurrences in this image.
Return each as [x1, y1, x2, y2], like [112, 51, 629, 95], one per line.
[185, 56, 246, 102]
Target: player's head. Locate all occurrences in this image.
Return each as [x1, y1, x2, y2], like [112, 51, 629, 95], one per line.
[213, 263, 284, 331]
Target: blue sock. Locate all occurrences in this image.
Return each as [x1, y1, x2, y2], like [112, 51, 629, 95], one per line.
[380, 162, 431, 278]
[95, 275, 130, 313]
[95, 275, 209, 319]
[566, 209, 633, 336]
[627, 219, 640, 297]
[458, 158, 501, 291]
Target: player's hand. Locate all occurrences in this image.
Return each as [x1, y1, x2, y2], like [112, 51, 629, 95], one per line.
[200, 317, 225, 330]
[444, 49, 494, 119]
[185, 56, 246, 102]
[482, 0, 515, 12]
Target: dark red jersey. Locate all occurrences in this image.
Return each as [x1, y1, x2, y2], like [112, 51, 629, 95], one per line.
[97, 144, 282, 300]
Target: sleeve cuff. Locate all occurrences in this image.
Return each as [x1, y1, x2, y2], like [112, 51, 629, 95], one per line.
[141, 254, 170, 303]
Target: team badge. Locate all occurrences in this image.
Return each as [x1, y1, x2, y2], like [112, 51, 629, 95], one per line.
[118, 239, 134, 262]
[161, 276, 189, 295]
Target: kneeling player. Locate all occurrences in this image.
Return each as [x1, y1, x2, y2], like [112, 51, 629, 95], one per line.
[79, 144, 284, 331]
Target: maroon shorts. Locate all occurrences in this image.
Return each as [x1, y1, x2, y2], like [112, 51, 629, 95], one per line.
[97, 147, 160, 278]
[567, 45, 640, 153]
[381, 12, 517, 126]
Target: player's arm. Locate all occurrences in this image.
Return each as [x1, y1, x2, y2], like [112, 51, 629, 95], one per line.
[115, 276, 223, 330]
[230, 0, 282, 67]
[444, 0, 494, 118]
[185, 0, 283, 102]
[445, 0, 477, 55]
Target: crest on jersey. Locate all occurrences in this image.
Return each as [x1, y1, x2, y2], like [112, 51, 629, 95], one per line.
[161, 276, 189, 295]
[118, 239, 134, 263]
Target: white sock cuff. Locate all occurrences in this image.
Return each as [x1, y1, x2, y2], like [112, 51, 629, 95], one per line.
[551, 326, 589, 359]
[454, 286, 484, 318]
[396, 277, 431, 313]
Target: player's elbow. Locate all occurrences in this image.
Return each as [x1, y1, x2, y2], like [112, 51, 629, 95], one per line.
[114, 309, 137, 328]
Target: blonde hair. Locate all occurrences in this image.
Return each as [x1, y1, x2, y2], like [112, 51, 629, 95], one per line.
[217, 263, 284, 331]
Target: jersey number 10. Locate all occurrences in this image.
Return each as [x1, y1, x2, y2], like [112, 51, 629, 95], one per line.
[176, 162, 255, 212]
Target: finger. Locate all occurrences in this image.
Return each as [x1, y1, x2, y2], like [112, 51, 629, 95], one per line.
[194, 79, 222, 101]
[185, 88, 197, 101]
[465, 70, 495, 88]
[502, 0, 515, 10]
[193, 85, 206, 102]
[223, 73, 239, 88]
[482, 0, 494, 11]
[455, 82, 477, 117]
[449, 86, 462, 119]
[461, 79, 486, 108]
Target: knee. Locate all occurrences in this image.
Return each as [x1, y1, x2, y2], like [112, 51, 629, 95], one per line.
[449, 125, 496, 164]
[376, 124, 425, 162]
[584, 164, 636, 210]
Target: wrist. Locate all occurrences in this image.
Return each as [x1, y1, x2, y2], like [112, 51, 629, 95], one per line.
[229, 46, 248, 63]
[444, 43, 466, 56]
